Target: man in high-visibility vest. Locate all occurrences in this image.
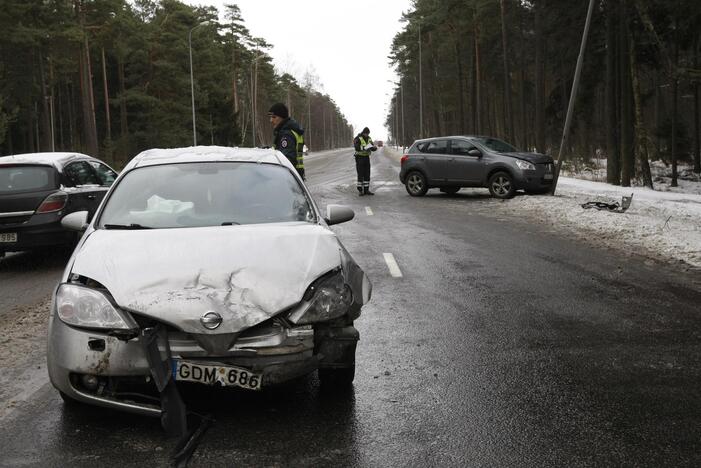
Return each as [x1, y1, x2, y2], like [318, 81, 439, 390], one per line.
[353, 127, 377, 195]
[268, 103, 306, 180]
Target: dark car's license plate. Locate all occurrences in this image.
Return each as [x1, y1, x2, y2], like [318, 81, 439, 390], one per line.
[173, 360, 261, 390]
[0, 232, 17, 243]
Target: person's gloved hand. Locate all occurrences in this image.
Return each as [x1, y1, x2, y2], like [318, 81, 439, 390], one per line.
[370, 146, 378, 152]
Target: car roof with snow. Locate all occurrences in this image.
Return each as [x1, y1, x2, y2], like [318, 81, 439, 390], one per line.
[124, 146, 289, 171]
[0, 152, 95, 169]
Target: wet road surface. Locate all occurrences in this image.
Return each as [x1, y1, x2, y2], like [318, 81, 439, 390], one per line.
[1, 148, 700, 467]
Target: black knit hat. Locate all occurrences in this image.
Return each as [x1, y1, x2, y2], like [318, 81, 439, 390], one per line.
[268, 103, 289, 119]
[362, 127, 370, 134]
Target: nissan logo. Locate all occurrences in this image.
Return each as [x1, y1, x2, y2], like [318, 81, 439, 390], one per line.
[200, 312, 223, 330]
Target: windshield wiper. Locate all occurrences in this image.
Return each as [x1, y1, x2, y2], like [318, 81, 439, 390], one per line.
[103, 223, 153, 230]
[221, 221, 240, 226]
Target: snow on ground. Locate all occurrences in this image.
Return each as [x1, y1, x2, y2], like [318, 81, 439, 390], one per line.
[499, 177, 701, 269]
[384, 147, 701, 269]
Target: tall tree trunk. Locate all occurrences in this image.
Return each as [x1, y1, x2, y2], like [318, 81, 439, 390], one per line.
[116, 55, 129, 164]
[455, 39, 466, 133]
[693, 34, 700, 174]
[101, 48, 111, 144]
[619, 1, 634, 187]
[499, 0, 513, 141]
[231, 47, 240, 115]
[534, 0, 545, 152]
[38, 53, 52, 151]
[605, 0, 620, 184]
[671, 35, 678, 187]
[474, 19, 482, 134]
[629, 29, 653, 188]
[77, 1, 98, 156]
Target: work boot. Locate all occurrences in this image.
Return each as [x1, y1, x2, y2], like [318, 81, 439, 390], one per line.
[364, 188, 374, 195]
[358, 188, 365, 196]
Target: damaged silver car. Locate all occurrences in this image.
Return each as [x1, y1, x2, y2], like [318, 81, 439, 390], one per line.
[47, 146, 371, 426]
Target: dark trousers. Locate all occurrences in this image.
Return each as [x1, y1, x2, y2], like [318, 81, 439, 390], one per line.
[355, 155, 370, 192]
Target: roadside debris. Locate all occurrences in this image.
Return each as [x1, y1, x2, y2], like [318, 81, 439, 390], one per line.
[581, 193, 634, 213]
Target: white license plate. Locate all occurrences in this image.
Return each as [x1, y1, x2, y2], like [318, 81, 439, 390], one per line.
[0, 232, 17, 243]
[173, 360, 262, 390]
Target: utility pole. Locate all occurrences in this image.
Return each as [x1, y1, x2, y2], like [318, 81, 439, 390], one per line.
[550, 0, 596, 195]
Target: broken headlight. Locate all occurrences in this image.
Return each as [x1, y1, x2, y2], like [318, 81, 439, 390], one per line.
[287, 270, 353, 325]
[56, 284, 137, 330]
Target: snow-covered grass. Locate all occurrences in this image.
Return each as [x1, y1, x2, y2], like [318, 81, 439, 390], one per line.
[384, 147, 701, 269]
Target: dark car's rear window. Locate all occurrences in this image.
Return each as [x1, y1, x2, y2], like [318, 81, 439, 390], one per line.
[0, 165, 57, 194]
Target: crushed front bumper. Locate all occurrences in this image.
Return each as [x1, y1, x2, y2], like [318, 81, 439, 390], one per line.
[47, 312, 357, 417]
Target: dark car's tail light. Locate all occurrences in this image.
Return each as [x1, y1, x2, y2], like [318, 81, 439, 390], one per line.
[36, 191, 68, 213]
[400, 155, 409, 165]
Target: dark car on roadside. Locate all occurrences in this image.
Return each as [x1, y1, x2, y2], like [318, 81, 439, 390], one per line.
[0, 152, 118, 257]
[399, 136, 554, 199]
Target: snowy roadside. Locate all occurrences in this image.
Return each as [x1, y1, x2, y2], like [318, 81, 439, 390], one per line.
[383, 146, 701, 269]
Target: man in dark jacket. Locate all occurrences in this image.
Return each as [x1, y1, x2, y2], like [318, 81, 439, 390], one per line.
[353, 127, 377, 195]
[268, 103, 305, 180]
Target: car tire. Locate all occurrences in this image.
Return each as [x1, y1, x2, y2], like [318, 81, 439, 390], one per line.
[441, 187, 460, 195]
[488, 171, 515, 199]
[319, 366, 355, 388]
[405, 171, 428, 197]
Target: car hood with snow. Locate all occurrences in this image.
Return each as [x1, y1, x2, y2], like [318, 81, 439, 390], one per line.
[69, 223, 352, 334]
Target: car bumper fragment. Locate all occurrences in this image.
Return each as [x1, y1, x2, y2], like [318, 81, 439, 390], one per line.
[140, 326, 188, 437]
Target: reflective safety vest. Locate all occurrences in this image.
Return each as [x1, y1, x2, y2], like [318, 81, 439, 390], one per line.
[356, 136, 371, 156]
[290, 130, 304, 169]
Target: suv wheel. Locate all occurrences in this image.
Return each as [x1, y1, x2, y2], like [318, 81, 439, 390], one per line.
[488, 171, 515, 199]
[405, 171, 428, 197]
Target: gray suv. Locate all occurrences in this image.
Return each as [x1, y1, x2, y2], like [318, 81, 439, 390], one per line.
[399, 136, 554, 198]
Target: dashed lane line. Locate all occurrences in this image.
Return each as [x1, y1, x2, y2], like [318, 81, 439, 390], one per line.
[365, 207, 374, 216]
[383, 253, 403, 278]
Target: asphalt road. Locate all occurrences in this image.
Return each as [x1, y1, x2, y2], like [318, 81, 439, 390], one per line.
[1, 148, 700, 467]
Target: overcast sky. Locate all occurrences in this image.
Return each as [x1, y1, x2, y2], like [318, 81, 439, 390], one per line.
[183, 0, 413, 141]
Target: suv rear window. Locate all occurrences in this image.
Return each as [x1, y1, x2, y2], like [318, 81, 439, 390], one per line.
[0, 165, 57, 194]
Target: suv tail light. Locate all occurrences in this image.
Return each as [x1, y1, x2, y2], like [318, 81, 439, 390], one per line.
[400, 155, 409, 165]
[36, 191, 68, 213]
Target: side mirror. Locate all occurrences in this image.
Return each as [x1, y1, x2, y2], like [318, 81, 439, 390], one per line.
[468, 149, 482, 157]
[324, 205, 355, 226]
[61, 211, 89, 232]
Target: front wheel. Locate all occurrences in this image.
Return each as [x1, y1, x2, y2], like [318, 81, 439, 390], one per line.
[405, 171, 428, 197]
[488, 171, 515, 199]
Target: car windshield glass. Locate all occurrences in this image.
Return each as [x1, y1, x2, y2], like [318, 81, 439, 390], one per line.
[471, 137, 518, 153]
[0, 165, 56, 194]
[98, 162, 316, 229]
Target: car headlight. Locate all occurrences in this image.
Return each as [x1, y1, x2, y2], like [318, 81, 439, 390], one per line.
[56, 284, 137, 330]
[515, 160, 536, 171]
[287, 270, 353, 325]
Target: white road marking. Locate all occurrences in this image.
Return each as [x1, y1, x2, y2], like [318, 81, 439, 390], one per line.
[365, 207, 374, 216]
[383, 253, 403, 278]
